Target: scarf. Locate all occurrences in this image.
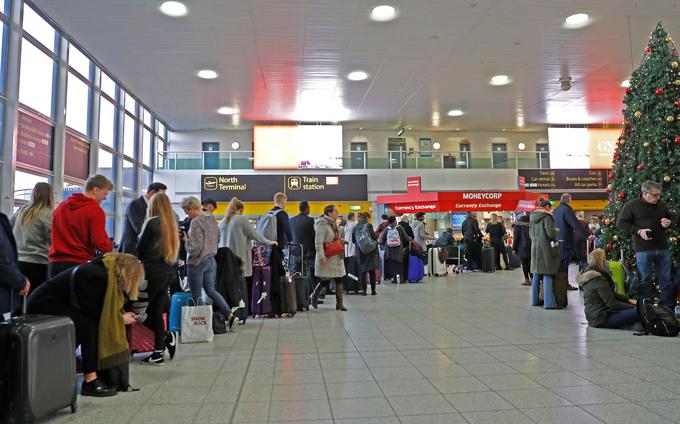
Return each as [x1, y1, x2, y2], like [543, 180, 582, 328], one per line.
[98, 254, 130, 370]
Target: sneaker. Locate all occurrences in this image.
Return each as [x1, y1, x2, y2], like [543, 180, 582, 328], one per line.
[165, 331, 178, 360]
[81, 379, 117, 397]
[567, 285, 578, 291]
[141, 352, 165, 366]
[228, 314, 239, 332]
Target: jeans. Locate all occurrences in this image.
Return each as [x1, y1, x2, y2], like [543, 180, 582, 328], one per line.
[188, 257, 231, 316]
[531, 274, 556, 308]
[600, 308, 640, 329]
[636, 249, 673, 309]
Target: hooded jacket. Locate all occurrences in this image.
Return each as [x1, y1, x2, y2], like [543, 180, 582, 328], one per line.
[48, 194, 113, 264]
[576, 268, 634, 328]
[314, 215, 346, 279]
[512, 216, 531, 260]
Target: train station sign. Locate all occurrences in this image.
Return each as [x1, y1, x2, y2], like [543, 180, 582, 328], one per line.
[201, 174, 368, 202]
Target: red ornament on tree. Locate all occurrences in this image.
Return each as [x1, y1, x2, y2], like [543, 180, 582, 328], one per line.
[646, 46, 653, 53]
[618, 192, 625, 200]
[608, 173, 614, 179]
[613, 152, 619, 160]
[625, 87, 632, 95]
[625, 120, 632, 126]
[606, 243, 613, 250]
[637, 163, 644, 171]
[675, 136, 680, 145]
[656, 88, 665, 95]
[675, 100, 680, 107]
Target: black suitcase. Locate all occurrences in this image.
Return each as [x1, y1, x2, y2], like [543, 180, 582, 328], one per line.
[0, 312, 78, 423]
[553, 272, 569, 308]
[343, 256, 361, 293]
[288, 245, 313, 311]
[481, 247, 496, 272]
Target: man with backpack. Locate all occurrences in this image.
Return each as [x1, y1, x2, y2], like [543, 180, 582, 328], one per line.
[256, 193, 293, 287]
[377, 216, 412, 284]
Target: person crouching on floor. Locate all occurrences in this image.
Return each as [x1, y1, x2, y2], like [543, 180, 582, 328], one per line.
[577, 249, 641, 330]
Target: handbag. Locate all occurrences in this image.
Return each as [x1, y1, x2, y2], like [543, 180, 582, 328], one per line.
[180, 299, 214, 343]
[253, 242, 272, 267]
[127, 322, 155, 353]
[212, 311, 227, 335]
[323, 239, 344, 257]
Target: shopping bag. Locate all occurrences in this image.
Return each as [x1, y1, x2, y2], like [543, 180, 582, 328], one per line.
[180, 300, 214, 343]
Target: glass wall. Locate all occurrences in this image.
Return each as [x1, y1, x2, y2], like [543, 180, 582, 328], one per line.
[7, 1, 167, 240]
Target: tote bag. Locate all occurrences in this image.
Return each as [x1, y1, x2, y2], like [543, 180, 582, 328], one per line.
[180, 300, 214, 343]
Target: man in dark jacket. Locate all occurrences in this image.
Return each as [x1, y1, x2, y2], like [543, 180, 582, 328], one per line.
[290, 201, 316, 276]
[461, 212, 483, 271]
[119, 182, 167, 255]
[1, 212, 29, 319]
[271, 192, 293, 249]
[617, 180, 678, 309]
[553, 193, 585, 290]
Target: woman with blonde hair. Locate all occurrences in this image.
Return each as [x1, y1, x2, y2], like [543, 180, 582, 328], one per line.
[27, 252, 143, 397]
[136, 193, 180, 365]
[219, 198, 277, 313]
[577, 249, 640, 329]
[11, 182, 54, 292]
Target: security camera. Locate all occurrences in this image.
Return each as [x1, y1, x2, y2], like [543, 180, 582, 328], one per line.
[559, 76, 572, 91]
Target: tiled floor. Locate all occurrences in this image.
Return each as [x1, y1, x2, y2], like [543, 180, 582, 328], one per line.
[43, 270, 680, 423]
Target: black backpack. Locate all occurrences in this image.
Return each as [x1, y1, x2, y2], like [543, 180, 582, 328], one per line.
[636, 298, 679, 337]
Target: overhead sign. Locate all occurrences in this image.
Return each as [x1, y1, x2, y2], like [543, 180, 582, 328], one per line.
[201, 174, 368, 202]
[518, 169, 608, 190]
[16, 110, 53, 171]
[64, 133, 90, 180]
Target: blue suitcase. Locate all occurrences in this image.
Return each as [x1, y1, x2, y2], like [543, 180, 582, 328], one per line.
[407, 255, 425, 282]
[169, 292, 191, 332]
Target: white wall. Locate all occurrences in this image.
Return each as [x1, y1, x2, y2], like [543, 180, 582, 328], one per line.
[167, 128, 549, 153]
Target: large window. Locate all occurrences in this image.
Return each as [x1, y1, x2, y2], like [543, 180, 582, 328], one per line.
[101, 72, 116, 99]
[68, 45, 90, 79]
[123, 114, 136, 158]
[18, 40, 55, 117]
[122, 158, 136, 192]
[142, 128, 152, 167]
[22, 5, 56, 52]
[14, 169, 48, 203]
[124, 92, 136, 115]
[98, 97, 115, 148]
[97, 148, 115, 182]
[65, 72, 90, 135]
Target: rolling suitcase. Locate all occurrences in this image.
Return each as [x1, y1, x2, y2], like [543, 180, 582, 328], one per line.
[428, 248, 447, 276]
[407, 254, 425, 282]
[0, 297, 78, 423]
[481, 247, 495, 272]
[553, 272, 569, 308]
[343, 256, 361, 293]
[289, 244, 312, 311]
[251, 266, 273, 316]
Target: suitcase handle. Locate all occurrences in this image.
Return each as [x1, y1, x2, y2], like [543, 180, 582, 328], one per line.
[287, 243, 304, 276]
[8, 290, 27, 319]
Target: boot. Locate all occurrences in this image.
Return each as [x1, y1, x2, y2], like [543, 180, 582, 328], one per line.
[371, 280, 377, 296]
[361, 279, 368, 296]
[335, 283, 347, 311]
[310, 282, 323, 309]
[521, 277, 531, 286]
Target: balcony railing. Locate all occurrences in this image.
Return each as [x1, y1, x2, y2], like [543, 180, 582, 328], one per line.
[156, 150, 551, 171]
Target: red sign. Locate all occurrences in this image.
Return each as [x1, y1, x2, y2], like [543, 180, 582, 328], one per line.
[16, 111, 53, 171]
[518, 176, 526, 191]
[406, 176, 421, 193]
[377, 190, 546, 213]
[64, 133, 90, 180]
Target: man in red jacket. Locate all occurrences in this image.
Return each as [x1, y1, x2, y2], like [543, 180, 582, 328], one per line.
[48, 175, 114, 278]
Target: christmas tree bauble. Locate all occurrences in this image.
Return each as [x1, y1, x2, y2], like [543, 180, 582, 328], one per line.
[668, 115, 675, 122]
[657, 88, 665, 94]
[644, 142, 650, 147]
[673, 61, 679, 68]
[635, 111, 642, 118]
[665, 176, 672, 182]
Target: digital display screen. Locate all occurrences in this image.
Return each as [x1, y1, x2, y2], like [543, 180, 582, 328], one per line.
[254, 125, 343, 170]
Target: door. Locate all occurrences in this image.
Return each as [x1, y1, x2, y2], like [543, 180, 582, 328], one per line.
[536, 143, 550, 169]
[458, 143, 470, 168]
[388, 138, 406, 169]
[202, 142, 220, 169]
[492, 143, 508, 168]
[350, 142, 367, 169]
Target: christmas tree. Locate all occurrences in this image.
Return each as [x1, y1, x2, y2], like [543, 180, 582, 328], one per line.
[601, 22, 680, 275]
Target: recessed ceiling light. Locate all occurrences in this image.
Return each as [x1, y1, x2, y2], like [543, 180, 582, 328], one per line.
[433, 142, 441, 150]
[564, 13, 590, 29]
[502, 128, 507, 131]
[197, 69, 218, 79]
[490, 75, 511, 86]
[231, 141, 240, 150]
[455, 128, 460, 131]
[621, 80, 630, 88]
[358, 127, 364, 130]
[217, 106, 237, 115]
[518, 142, 526, 151]
[370, 5, 397, 22]
[447, 109, 464, 117]
[347, 71, 369, 81]
[159, 1, 188, 17]
[407, 127, 412, 130]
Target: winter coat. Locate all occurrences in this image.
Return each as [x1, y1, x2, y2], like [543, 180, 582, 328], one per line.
[290, 213, 316, 260]
[378, 223, 412, 263]
[0, 213, 25, 317]
[577, 268, 634, 328]
[433, 231, 455, 248]
[553, 203, 585, 250]
[486, 222, 506, 241]
[399, 221, 415, 239]
[185, 214, 219, 266]
[410, 220, 432, 246]
[617, 197, 679, 252]
[344, 220, 358, 257]
[314, 216, 346, 279]
[461, 217, 483, 242]
[219, 214, 272, 277]
[529, 208, 561, 275]
[214, 247, 248, 315]
[512, 217, 531, 260]
[119, 195, 148, 256]
[352, 220, 380, 272]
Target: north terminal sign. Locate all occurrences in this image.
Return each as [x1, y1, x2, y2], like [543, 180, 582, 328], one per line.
[201, 174, 367, 202]
[518, 169, 608, 190]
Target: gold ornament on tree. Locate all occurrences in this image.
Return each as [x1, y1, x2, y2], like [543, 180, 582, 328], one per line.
[667, 35, 674, 43]
[668, 115, 675, 122]
[673, 61, 679, 68]
[613, 235, 619, 241]
[664, 175, 672, 182]
[644, 142, 650, 147]
[675, 79, 680, 86]
[635, 111, 642, 118]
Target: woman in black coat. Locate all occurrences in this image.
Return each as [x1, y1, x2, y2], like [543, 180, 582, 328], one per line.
[486, 213, 511, 270]
[352, 212, 381, 296]
[512, 215, 532, 286]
